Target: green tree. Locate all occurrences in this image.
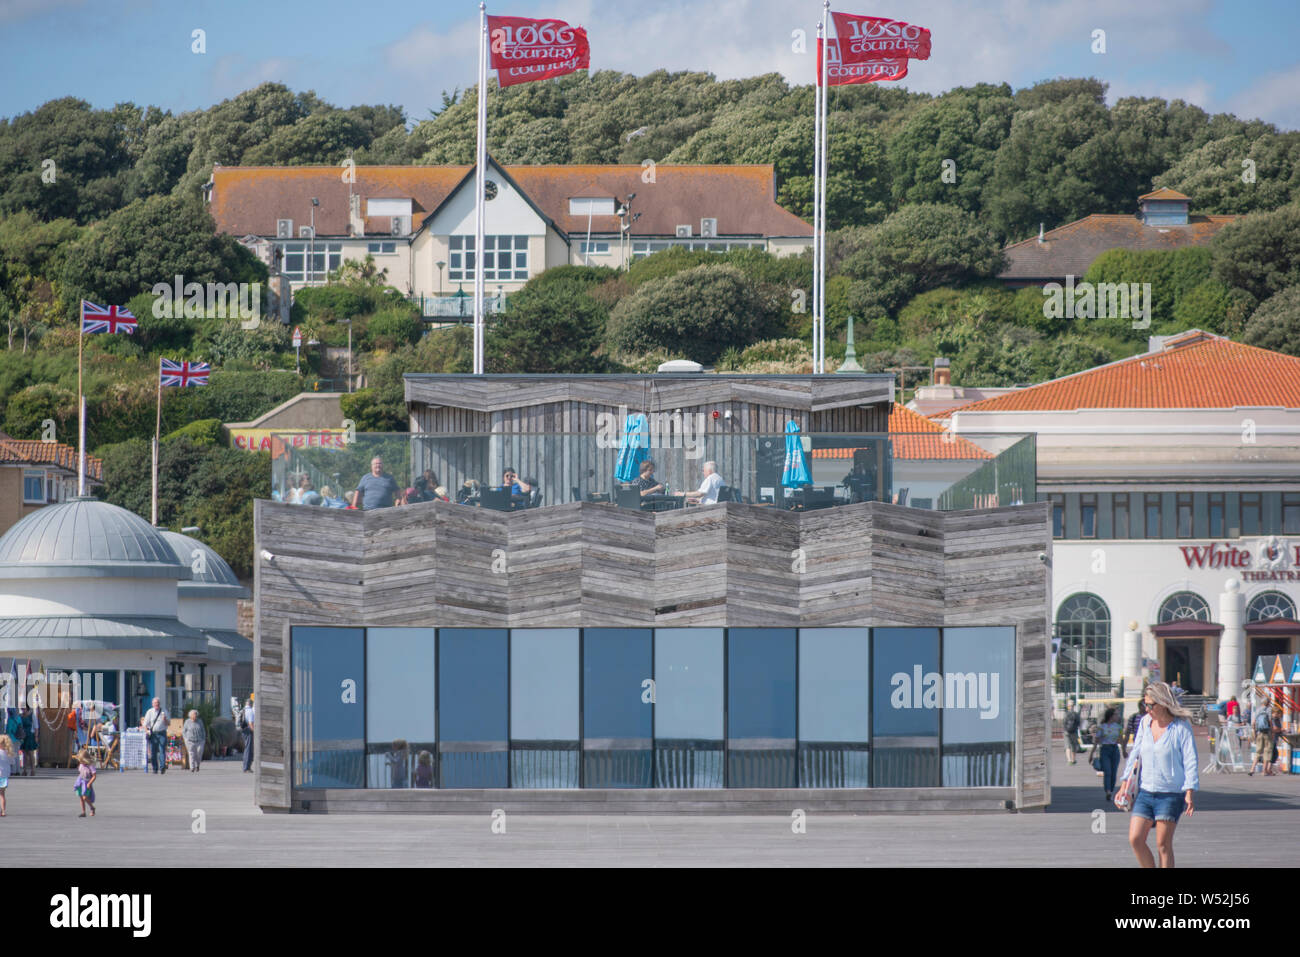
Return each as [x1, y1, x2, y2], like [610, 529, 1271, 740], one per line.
[1, 380, 76, 438]
[840, 203, 1005, 315]
[60, 194, 266, 308]
[606, 263, 782, 363]
[487, 277, 611, 373]
[1210, 204, 1300, 303]
[1242, 285, 1300, 357]
[1157, 130, 1299, 214]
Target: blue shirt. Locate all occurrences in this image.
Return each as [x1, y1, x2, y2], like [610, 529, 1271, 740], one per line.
[1121, 715, 1199, 793]
[355, 473, 400, 509]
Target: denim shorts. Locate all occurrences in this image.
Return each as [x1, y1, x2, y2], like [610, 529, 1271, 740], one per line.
[1132, 789, 1186, 823]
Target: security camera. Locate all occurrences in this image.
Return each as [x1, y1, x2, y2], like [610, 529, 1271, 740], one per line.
[723, 410, 732, 420]
[260, 550, 275, 562]
[1037, 552, 1048, 563]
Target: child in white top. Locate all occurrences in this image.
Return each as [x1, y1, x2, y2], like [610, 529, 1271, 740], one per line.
[0, 734, 14, 816]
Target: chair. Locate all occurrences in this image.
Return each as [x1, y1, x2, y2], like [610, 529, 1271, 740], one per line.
[99, 736, 119, 770]
[480, 487, 512, 511]
[716, 486, 733, 503]
[615, 486, 643, 510]
[572, 485, 581, 503]
[526, 488, 542, 508]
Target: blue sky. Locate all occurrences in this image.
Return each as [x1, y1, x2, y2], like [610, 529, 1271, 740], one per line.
[2, 0, 1297, 129]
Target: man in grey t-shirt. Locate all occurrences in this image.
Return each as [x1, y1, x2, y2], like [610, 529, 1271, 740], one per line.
[353, 456, 400, 510]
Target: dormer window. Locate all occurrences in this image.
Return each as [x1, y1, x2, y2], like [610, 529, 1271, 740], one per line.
[1138, 188, 1190, 226]
[569, 197, 615, 216]
[367, 198, 414, 218]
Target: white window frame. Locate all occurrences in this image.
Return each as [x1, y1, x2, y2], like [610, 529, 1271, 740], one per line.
[630, 239, 764, 260]
[280, 241, 344, 282]
[448, 235, 529, 282]
[22, 469, 45, 504]
[367, 242, 398, 255]
[579, 241, 611, 256]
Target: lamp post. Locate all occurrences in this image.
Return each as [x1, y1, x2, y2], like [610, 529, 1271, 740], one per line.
[340, 318, 352, 393]
[617, 193, 639, 268]
[436, 260, 446, 297]
[309, 197, 319, 285]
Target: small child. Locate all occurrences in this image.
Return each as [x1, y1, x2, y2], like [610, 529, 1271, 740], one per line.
[74, 749, 96, 817]
[0, 734, 13, 816]
[415, 750, 434, 788]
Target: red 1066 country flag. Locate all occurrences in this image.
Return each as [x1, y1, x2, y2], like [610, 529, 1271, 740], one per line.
[487, 14, 590, 87]
[817, 38, 908, 85]
[80, 300, 137, 334]
[831, 11, 931, 63]
[160, 358, 211, 387]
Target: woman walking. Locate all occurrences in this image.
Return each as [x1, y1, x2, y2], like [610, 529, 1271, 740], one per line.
[1116, 682, 1198, 868]
[182, 710, 206, 772]
[17, 706, 36, 776]
[1089, 706, 1123, 801]
[0, 734, 13, 816]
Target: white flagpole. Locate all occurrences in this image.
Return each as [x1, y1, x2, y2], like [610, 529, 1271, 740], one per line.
[473, 2, 488, 374]
[812, 21, 824, 374]
[819, 0, 831, 373]
[152, 358, 162, 526]
[77, 301, 85, 495]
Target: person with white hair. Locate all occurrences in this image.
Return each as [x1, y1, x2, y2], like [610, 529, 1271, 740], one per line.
[182, 710, 206, 772]
[1115, 681, 1199, 868]
[681, 461, 726, 505]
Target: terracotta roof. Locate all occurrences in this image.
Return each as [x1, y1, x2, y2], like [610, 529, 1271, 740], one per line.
[998, 212, 1238, 280]
[1138, 187, 1190, 201]
[948, 336, 1300, 413]
[0, 437, 103, 480]
[810, 405, 992, 460]
[209, 164, 812, 240]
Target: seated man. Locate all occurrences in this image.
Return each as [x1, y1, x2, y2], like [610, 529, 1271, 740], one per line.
[680, 461, 725, 505]
[502, 467, 532, 508]
[352, 456, 401, 510]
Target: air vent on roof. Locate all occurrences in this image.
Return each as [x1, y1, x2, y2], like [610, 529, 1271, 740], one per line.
[700, 218, 718, 238]
[391, 215, 410, 236]
[276, 219, 293, 239]
[675, 225, 692, 238]
[299, 226, 314, 239]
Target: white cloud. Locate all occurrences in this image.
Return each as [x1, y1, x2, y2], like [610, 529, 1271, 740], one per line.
[1227, 64, 1300, 131]
[0, 0, 85, 23]
[208, 55, 300, 101]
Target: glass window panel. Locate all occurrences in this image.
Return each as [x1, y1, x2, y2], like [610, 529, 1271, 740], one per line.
[365, 628, 435, 789]
[1145, 494, 1161, 538]
[514, 235, 527, 248]
[942, 627, 1015, 787]
[727, 628, 796, 788]
[1113, 494, 1129, 539]
[450, 236, 462, 250]
[438, 629, 508, 788]
[1049, 494, 1064, 538]
[1284, 494, 1300, 535]
[872, 627, 941, 787]
[583, 628, 653, 787]
[799, 628, 870, 787]
[1241, 494, 1261, 536]
[1080, 494, 1097, 538]
[292, 627, 365, 788]
[1208, 494, 1224, 537]
[510, 629, 579, 788]
[1177, 493, 1193, 538]
[654, 628, 723, 788]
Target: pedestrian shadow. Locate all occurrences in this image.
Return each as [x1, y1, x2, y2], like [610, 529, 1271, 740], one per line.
[1046, 782, 1300, 813]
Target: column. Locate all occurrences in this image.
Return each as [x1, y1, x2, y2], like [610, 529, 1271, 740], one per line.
[1218, 578, 1244, 703]
[1122, 620, 1142, 720]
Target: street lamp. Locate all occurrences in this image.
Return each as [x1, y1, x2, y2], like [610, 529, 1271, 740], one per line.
[309, 197, 320, 285]
[340, 318, 352, 393]
[436, 260, 446, 297]
[617, 193, 639, 268]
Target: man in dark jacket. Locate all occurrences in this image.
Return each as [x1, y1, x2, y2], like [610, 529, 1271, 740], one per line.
[1063, 699, 1082, 764]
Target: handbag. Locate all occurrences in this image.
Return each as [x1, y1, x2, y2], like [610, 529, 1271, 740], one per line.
[1115, 716, 1147, 810]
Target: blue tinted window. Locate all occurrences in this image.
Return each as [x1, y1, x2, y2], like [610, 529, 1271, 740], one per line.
[366, 628, 435, 789]
[942, 627, 1016, 787]
[438, 629, 508, 788]
[872, 627, 941, 787]
[511, 629, 579, 788]
[799, 628, 870, 787]
[583, 629, 652, 787]
[727, 628, 796, 787]
[292, 627, 365, 788]
[654, 628, 723, 788]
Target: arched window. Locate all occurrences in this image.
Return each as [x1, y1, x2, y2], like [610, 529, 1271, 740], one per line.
[1158, 591, 1211, 623]
[1246, 591, 1297, 623]
[1055, 593, 1111, 669]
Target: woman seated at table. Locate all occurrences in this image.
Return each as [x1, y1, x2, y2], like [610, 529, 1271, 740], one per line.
[636, 460, 665, 500]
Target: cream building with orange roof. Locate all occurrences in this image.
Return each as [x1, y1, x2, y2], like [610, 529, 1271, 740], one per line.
[947, 331, 1300, 703]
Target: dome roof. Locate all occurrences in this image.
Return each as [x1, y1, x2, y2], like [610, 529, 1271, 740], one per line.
[0, 498, 185, 579]
[160, 531, 249, 597]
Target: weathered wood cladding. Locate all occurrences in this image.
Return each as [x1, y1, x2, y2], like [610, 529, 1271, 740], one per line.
[404, 374, 895, 419]
[254, 498, 1050, 811]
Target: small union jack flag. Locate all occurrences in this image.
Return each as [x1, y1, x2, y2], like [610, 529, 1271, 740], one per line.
[160, 358, 211, 387]
[80, 300, 137, 334]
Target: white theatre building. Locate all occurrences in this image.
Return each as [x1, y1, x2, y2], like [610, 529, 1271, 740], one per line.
[946, 331, 1300, 702]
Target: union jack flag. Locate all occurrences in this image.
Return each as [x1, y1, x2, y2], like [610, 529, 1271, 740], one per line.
[160, 358, 211, 387]
[81, 300, 137, 334]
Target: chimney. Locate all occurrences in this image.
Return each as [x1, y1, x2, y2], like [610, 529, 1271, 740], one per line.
[933, 357, 951, 386]
[1037, 223, 1045, 244]
[349, 194, 365, 237]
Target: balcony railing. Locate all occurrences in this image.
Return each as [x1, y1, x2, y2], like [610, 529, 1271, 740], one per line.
[412, 291, 509, 320]
[267, 430, 1035, 514]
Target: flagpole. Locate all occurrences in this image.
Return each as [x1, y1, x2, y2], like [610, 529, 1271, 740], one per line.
[152, 358, 162, 526]
[819, 0, 831, 373]
[77, 302, 85, 495]
[473, 2, 488, 374]
[812, 22, 823, 374]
